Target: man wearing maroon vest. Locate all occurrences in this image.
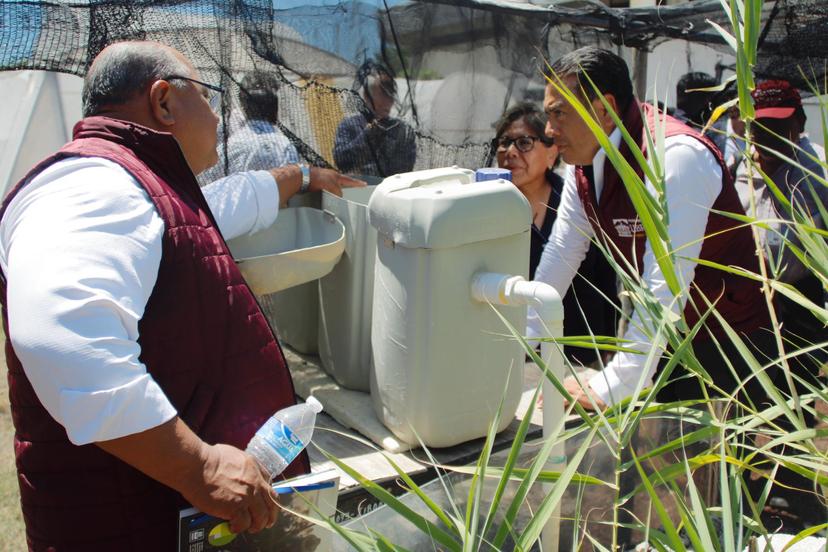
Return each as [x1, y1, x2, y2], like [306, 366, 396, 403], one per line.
[530, 47, 771, 410]
[0, 41, 361, 550]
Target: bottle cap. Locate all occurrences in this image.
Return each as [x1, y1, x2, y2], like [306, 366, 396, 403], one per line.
[306, 395, 323, 413]
[475, 167, 511, 182]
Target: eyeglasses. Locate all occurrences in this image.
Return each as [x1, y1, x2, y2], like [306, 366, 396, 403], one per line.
[163, 75, 224, 111]
[494, 135, 549, 153]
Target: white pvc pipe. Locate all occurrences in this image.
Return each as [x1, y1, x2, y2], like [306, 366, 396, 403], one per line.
[471, 272, 565, 552]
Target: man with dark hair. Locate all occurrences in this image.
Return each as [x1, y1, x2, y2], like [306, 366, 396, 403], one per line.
[675, 72, 718, 128]
[226, 71, 300, 173]
[0, 41, 360, 549]
[493, 102, 619, 367]
[531, 46, 771, 409]
[736, 80, 827, 399]
[675, 72, 727, 155]
[333, 61, 416, 178]
[736, 80, 825, 289]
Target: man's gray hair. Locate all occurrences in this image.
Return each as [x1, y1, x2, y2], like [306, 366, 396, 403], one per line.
[82, 41, 191, 117]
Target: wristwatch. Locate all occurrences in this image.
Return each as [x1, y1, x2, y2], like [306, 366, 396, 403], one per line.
[298, 163, 311, 194]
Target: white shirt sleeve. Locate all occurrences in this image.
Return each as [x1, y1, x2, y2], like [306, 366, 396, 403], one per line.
[202, 170, 280, 240]
[528, 164, 595, 338]
[0, 158, 280, 445]
[0, 157, 175, 445]
[588, 135, 723, 405]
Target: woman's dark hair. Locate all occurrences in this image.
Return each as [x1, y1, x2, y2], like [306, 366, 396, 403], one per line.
[544, 46, 634, 113]
[492, 102, 559, 171]
[494, 102, 554, 145]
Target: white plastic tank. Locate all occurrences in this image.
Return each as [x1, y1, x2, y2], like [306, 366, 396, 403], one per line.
[318, 187, 377, 391]
[368, 167, 531, 447]
[260, 194, 323, 354]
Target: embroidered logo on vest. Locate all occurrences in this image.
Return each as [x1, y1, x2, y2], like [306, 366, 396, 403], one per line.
[612, 218, 645, 238]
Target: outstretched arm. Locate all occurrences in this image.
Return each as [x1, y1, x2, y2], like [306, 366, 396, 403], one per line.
[203, 165, 365, 240]
[586, 137, 722, 407]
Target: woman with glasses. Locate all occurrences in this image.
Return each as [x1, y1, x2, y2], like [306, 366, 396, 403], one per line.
[494, 103, 618, 366]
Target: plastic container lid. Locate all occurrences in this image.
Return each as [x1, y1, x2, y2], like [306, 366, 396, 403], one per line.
[475, 167, 511, 182]
[227, 207, 345, 295]
[368, 166, 530, 249]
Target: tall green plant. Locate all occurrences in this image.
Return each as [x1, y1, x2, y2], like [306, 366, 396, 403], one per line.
[317, 1, 826, 549]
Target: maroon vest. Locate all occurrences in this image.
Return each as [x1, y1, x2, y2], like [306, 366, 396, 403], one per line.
[0, 117, 309, 551]
[575, 102, 769, 336]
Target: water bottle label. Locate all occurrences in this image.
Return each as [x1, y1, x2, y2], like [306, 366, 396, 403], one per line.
[260, 420, 304, 462]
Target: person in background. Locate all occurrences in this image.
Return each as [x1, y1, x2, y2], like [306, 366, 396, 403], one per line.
[736, 80, 827, 291]
[333, 61, 416, 178]
[734, 79, 828, 527]
[532, 46, 772, 410]
[494, 102, 618, 365]
[674, 71, 728, 155]
[226, 70, 299, 173]
[724, 103, 747, 175]
[0, 41, 362, 550]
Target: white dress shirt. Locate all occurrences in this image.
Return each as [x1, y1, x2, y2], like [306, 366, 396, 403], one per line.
[0, 157, 279, 445]
[531, 127, 723, 406]
[225, 119, 300, 174]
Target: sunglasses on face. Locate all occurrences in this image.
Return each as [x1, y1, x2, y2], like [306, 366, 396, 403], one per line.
[163, 75, 224, 112]
[494, 135, 549, 153]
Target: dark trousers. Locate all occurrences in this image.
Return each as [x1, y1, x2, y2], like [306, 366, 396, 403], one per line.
[762, 275, 827, 525]
[775, 273, 826, 408]
[655, 326, 778, 406]
[653, 318, 826, 526]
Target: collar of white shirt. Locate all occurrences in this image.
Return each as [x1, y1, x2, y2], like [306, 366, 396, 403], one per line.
[590, 126, 623, 203]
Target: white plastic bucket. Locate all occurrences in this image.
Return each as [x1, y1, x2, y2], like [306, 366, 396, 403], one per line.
[227, 206, 345, 353]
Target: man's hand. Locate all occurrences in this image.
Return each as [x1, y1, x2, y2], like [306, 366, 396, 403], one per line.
[269, 165, 365, 205]
[563, 375, 607, 411]
[308, 166, 366, 197]
[96, 417, 278, 535]
[185, 443, 279, 534]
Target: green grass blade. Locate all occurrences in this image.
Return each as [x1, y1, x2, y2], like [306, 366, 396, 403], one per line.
[629, 449, 687, 552]
[462, 372, 506, 551]
[481, 376, 540, 540]
[515, 422, 602, 550]
[321, 453, 462, 551]
[780, 524, 828, 551]
[682, 453, 721, 552]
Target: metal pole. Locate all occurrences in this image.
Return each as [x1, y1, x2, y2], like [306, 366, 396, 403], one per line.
[632, 47, 649, 101]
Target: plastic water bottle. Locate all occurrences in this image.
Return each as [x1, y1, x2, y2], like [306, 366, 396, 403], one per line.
[246, 396, 323, 479]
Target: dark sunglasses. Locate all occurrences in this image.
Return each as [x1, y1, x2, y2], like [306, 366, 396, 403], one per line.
[162, 75, 224, 111]
[494, 135, 551, 153]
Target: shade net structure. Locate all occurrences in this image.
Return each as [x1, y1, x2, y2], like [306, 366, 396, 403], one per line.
[1, 0, 827, 181]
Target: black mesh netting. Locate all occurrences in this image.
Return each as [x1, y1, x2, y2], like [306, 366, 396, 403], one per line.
[1, 0, 827, 180]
